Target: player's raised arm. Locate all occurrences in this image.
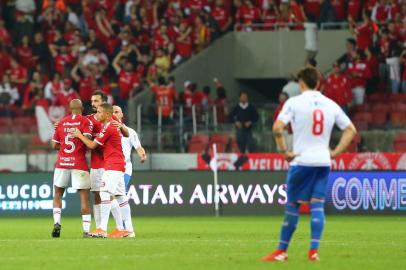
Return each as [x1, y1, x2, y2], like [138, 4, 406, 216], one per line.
[330, 123, 357, 158]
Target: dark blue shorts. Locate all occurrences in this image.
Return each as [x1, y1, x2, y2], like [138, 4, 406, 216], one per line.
[286, 166, 330, 203]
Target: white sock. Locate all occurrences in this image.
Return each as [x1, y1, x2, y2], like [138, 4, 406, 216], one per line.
[93, 204, 101, 229]
[118, 196, 134, 233]
[53, 208, 61, 224]
[99, 192, 111, 231]
[82, 214, 91, 233]
[111, 199, 124, 230]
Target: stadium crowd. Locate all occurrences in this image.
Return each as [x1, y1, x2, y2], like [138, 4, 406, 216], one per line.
[0, 0, 406, 120]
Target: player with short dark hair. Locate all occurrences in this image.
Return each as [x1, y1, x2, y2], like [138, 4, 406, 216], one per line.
[86, 91, 129, 232]
[51, 99, 93, 238]
[261, 67, 357, 262]
[71, 103, 127, 238]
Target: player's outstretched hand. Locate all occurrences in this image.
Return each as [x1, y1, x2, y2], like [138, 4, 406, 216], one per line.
[70, 128, 82, 138]
[111, 120, 123, 129]
[283, 151, 297, 162]
[140, 154, 147, 163]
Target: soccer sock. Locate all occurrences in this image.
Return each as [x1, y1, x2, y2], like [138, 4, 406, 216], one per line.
[99, 192, 112, 232]
[117, 196, 134, 233]
[82, 214, 91, 233]
[53, 208, 61, 225]
[278, 203, 299, 251]
[111, 199, 124, 230]
[310, 201, 325, 250]
[93, 204, 101, 229]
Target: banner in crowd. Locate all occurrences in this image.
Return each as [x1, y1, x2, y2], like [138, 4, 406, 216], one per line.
[197, 153, 406, 171]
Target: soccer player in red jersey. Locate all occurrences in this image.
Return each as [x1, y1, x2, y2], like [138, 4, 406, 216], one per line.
[71, 103, 127, 238]
[86, 91, 128, 232]
[51, 99, 93, 238]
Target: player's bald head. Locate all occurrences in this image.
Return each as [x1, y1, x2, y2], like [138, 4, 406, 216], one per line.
[113, 105, 124, 121]
[69, 99, 83, 113]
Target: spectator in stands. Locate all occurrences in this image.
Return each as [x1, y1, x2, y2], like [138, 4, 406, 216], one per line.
[348, 0, 362, 21]
[194, 15, 211, 52]
[347, 49, 371, 105]
[49, 40, 74, 76]
[113, 50, 140, 113]
[336, 38, 356, 70]
[22, 71, 46, 114]
[400, 49, 406, 93]
[14, 0, 36, 41]
[0, 74, 19, 107]
[212, 0, 233, 34]
[331, 0, 346, 22]
[155, 48, 171, 78]
[236, 0, 261, 31]
[54, 78, 80, 111]
[0, 19, 12, 47]
[9, 58, 28, 100]
[229, 91, 259, 153]
[365, 47, 380, 94]
[32, 32, 51, 72]
[371, 0, 390, 23]
[148, 76, 177, 124]
[386, 44, 402, 94]
[202, 86, 212, 112]
[304, 0, 321, 19]
[0, 45, 11, 80]
[44, 73, 63, 103]
[213, 78, 229, 123]
[282, 73, 301, 98]
[16, 35, 34, 69]
[324, 63, 352, 111]
[304, 15, 318, 64]
[318, 0, 336, 25]
[272, 91, 293, 149]
[261, 0, 280, 30]
[173, 20, 193, 66]
[349, 11, 375, 51]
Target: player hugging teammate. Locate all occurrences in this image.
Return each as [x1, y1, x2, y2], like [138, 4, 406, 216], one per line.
[51, 91, 146, 238]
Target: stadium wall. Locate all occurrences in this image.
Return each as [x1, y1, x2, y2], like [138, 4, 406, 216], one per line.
[170, 30, 350, 103]
[0, 171, 404, 216]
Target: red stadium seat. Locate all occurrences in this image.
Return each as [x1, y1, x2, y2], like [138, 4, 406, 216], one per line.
[210, 133, 230, 144]
[393, 134, 406, 152]
[351, 104, 370, 113]
[12, 125, 31, 134]
[190, 134, 209, 145]
[352, 112, 372, 123]
[188, 141, 207, 153]
[352, 120, 368, 131]
[346, 134, 361, 153]
[0, 125, 11, 134]
[366, 93, 389, 102]
[370, 103, 391, 113]
[388, 94, 406, 102]
[369, 112, 387, 127]
[390, 112, 406, 127]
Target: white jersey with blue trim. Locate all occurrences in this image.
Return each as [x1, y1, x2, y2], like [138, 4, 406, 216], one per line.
[121, 126, 142, 175]
[277, 90, 352, 167]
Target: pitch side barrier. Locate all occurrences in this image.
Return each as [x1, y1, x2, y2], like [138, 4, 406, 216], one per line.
[0, 171, 404, 216]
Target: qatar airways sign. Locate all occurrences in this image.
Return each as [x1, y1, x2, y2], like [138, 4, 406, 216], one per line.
[326, 172, 406, 213]
[126, 184, 287, 206]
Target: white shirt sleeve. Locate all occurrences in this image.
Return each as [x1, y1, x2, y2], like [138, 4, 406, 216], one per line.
[335, 105, 352, 130]
[277, 99, 294, 125]
[129, 128, 142, 149]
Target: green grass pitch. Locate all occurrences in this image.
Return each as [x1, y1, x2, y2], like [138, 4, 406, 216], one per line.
[0, 216, 405, 270]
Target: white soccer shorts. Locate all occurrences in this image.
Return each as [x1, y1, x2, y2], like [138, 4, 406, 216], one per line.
[100, 170, 125, 196]
[53, 168, 91, 190]
[90, 168, 105, 192]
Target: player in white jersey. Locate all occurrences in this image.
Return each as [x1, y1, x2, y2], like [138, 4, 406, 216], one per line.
[261, 67, 357, 262]
[107, 105, 146, 238]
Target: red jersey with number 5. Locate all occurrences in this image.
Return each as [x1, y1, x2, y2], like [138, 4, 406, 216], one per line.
[52, 114, 93, 171]
[94, 121, 125, 172]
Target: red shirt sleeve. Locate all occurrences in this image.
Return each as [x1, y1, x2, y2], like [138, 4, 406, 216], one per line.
[82, 117, 93, 137]
[52, 126, 61, 143]
[95, 124, 112, 146]
[150, 84, 158, 94]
